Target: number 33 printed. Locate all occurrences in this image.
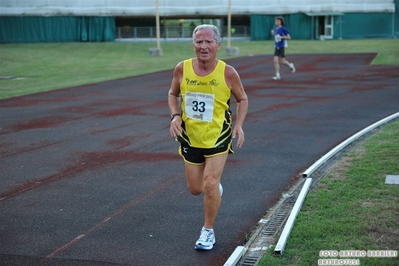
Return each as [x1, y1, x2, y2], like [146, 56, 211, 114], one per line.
[192, 101, 206, 112]
[185, 92, 214, 122]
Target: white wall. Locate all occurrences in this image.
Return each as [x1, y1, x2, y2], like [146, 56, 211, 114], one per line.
[0, 0, 395, 16]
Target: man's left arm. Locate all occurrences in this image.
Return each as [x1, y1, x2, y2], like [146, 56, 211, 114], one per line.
[225, 65, 248, 148]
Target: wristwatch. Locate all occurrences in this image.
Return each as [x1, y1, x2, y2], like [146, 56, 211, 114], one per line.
[170, 113, 181, 121]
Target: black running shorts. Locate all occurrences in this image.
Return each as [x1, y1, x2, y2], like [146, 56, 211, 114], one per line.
[178, 141, 233, 165]
[274, 47, 286, 58]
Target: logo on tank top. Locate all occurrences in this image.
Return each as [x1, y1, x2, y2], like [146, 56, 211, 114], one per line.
[185, 78, 219, 87]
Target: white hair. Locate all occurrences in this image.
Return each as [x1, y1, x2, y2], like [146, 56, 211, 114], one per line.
[192, 24, 222, 43]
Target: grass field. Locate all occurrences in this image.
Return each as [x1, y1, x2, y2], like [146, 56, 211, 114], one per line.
[259, 120, 399, 266]
[0, 39, 398, 99]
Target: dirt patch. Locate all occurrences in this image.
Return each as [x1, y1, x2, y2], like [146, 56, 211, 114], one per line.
[330, 146, 366, 175]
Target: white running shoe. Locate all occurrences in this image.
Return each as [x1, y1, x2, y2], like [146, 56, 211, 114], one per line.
[289, 63, 296, 73]
[219, 183, 223, 197]
[195, 227, 216, 250]
[272, 74, 281, 80]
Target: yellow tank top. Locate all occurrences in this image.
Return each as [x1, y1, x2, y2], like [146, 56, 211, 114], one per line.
[178, 59, 232, 148]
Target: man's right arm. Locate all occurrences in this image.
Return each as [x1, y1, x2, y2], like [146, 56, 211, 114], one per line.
[168, 62, 183, 138]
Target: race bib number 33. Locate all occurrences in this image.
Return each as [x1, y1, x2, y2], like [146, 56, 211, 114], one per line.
[185, 92, 215, 122]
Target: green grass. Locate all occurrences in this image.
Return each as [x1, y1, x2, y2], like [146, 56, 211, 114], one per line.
[0, 39, 398, 99]
[259, 121, 399, 266]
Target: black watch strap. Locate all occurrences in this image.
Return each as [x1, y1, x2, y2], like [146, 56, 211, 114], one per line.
[170, 113, 181, 121]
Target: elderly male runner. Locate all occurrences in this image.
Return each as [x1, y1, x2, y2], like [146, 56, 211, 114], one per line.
[168, 24, 248, 250]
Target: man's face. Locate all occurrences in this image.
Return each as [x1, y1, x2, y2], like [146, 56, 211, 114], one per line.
[275, 19, 281, 27]
[193, 29, 220, 62]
